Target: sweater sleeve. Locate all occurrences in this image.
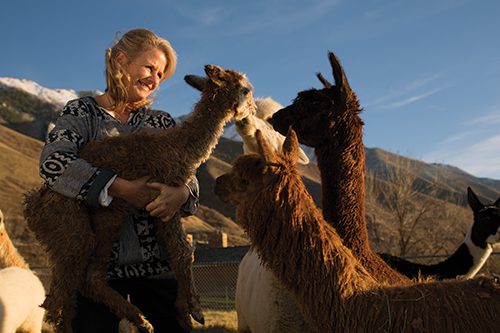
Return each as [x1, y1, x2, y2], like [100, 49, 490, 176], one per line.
[40, 99, 116, 209]
[180, 175, 200, 216]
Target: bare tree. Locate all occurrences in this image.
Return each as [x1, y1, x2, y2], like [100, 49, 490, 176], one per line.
[366, 154, 463, 257]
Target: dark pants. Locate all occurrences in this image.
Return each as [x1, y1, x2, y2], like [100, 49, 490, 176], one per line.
[72, 277, 190, 333]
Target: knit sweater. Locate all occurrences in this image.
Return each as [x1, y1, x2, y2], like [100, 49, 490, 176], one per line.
[40, 96, 199, 279]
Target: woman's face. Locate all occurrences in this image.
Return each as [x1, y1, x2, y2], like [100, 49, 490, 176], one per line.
[121, 47, 167, 103]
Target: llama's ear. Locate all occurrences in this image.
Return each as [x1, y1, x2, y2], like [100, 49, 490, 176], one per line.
[316, 72, 332, 88]
[184, 75, 209, 92]
[328, 51, 352, 105]
[467, 187, 484, 212]
[205, 65, 226, 86]
[256, 130, 277, 164]
[282, 127, 299, 164]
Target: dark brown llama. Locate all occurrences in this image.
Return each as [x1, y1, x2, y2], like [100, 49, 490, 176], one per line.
[24, 64, 256, 333]
[270, 51, 408, 285]
[214, 128, 500, 333]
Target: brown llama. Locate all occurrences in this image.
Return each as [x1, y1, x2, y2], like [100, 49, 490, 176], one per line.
[0, 209, 46, 333]
[24, 64, 256, 333]
[270, 51, 408, 285]
[214, 128, 500, 332]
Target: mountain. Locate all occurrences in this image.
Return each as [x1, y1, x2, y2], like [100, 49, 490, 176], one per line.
[1, 77, 499, 272]
[366, 147, 500, 205]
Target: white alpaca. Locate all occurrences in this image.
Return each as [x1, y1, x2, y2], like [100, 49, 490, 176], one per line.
[0, 210, 45, 333]
[184, 74, 311, 333]
[235, 98, 309, 165]
[234, 99, 312, 333]
[235, 251, 309, 333]
[0, 267, 45, 333]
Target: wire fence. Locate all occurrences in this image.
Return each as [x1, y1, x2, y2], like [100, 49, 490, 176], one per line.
[31, 252, 500, 312]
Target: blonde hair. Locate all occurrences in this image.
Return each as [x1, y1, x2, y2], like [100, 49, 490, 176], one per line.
[105, 28, 177, 111]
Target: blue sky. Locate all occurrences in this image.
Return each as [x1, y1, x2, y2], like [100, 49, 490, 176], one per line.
[2, 0, 499, 179]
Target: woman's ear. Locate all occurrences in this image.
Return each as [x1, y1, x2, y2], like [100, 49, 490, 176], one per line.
[115, 51, 128, 66]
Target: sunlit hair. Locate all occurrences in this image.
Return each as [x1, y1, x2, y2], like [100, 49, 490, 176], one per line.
[105, 28, 177, 111]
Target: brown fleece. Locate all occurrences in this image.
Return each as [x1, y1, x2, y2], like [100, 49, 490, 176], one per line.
[214, 129, 500, 333]
[24, 64, 256, 333]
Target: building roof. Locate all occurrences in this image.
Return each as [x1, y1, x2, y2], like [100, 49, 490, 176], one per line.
[194, 244, 250, 264]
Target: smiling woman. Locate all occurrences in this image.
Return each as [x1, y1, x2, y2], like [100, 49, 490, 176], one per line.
[31, 28, 201, 333]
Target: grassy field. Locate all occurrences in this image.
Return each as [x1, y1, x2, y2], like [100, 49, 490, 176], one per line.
[193, 310, 237, 332]
[41, 310, 237, 333]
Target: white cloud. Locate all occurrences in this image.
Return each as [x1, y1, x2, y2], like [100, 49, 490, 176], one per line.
[467, 110, 500, 125]
[439, 133, 469, 145]
[379, 88, 443, 110]
[172, 4, 226, 27]
[366, 73, 445, 109]
[423, 134, 500, 179]
[177, 0, 342, 36]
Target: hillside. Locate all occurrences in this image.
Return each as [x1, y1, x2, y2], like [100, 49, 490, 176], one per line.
[0, 77, 499, 277]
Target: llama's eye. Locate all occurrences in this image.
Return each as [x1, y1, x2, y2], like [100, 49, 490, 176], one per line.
[240, 179, 250, 187]
[242, 88, 250, 96]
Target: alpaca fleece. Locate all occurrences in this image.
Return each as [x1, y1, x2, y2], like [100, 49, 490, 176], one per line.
[24, 64, 256, 333]
[271, 52, 409, 285]
[215, 129, 500, 333]
[0, 210, 46, 333]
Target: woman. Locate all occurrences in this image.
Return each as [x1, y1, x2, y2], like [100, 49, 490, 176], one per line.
[40, 28, 197, 333]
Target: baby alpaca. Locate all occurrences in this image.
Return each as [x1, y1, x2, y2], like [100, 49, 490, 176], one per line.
[24, 65, 256, 333]
[184, 75, 310, 164]
[185, 75, 312, 332]
[0, 210, 45, 333]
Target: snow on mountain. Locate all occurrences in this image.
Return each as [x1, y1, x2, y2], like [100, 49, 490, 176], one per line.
[0, 77, 80, 107]
[221, 122, 242, 141]
[0, 77, 317, 160]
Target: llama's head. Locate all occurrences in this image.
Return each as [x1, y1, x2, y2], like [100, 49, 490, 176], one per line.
[214, 128, 300, 208]
[270, 51, 363, 148]
[185, 65, 256, 121]
[467, 187, 500, 248]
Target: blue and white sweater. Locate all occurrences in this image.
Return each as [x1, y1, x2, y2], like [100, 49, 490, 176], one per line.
[40, 96, 199, 279]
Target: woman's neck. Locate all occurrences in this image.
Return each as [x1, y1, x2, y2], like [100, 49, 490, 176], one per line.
[95, 94, 131, 124]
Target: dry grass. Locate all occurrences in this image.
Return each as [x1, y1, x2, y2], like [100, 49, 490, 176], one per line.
[193, 310, 237, 333]
[41, 310, 237, 333]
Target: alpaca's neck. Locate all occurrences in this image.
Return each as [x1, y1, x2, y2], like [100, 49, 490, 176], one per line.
[103, 90, 237, 182]
[169, 93, 234, 169]
[316, 134, 367, 249]
[235, 115, 257, 138]
[0, 227, 29, 269]
[238, 174, 375, 330]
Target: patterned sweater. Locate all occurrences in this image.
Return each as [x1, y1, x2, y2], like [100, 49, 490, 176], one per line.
[40, 96, 199, 279]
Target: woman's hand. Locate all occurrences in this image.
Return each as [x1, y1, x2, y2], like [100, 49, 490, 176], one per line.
[145, 182, 190, 222]
[108, 176, 157, 209]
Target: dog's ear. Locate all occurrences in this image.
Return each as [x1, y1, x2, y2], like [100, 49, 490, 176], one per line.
[467, 187, 484, 213]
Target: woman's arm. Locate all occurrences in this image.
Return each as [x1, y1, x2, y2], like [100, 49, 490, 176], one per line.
[40, 99, 116, 209]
